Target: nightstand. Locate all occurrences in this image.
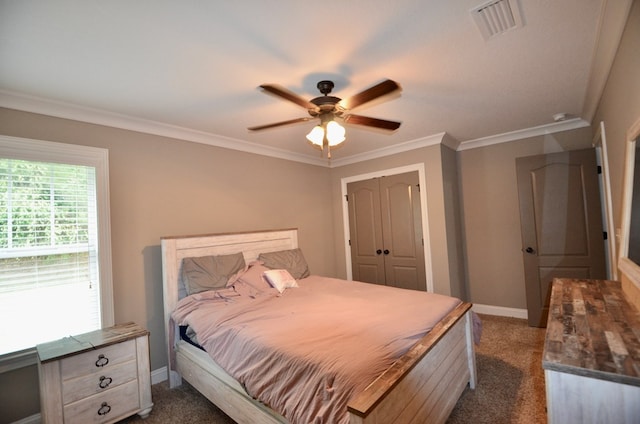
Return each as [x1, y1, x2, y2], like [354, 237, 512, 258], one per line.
[37, 322, 153, 423]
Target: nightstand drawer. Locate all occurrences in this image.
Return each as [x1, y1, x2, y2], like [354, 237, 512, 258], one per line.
[63, 379, 140, 423]
[60, 339, 136, 380]
[62, 359, 138, 404]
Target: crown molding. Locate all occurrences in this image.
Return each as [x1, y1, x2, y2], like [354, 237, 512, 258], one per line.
[329, 133, 446, 167]
[0, 90, 328, 167]
[457, 118, 591, 151]
[1, 89, 592, 165]
[0, 89, 450, 167]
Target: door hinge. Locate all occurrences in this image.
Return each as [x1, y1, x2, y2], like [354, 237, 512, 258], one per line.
[603, 231, 608, 240]
[416, 183, 421, 192]
[345, 194, 349, 202]
[348, 239, 351, 246]
[597, 165, 602, 174]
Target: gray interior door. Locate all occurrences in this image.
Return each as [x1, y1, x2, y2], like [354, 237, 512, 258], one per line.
[348, 171, 426, 290]
[347, 177, 386, 285]
[516, 148, 606, 327]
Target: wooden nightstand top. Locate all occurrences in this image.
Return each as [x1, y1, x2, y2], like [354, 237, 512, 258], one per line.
[36, 322, 148, 363]
[542, 278, 640, 387]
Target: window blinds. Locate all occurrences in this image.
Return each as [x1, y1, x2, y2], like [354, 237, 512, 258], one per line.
[0, 158, 100, 354]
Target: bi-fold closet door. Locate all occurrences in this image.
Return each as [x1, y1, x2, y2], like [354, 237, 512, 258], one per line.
[347, 171, 426, 291]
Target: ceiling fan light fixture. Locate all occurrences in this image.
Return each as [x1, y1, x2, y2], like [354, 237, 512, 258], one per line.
[326, 121, 346, 146]
[306, 125, 324, 146]
[306, 120, 346, 148]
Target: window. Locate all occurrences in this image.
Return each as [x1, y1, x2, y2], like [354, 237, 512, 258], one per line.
[0, 136, 113, 359]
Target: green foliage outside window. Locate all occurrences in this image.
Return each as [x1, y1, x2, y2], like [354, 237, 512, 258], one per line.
[0, 158, 92, 250]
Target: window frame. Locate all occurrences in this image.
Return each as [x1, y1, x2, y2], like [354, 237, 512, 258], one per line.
[0, 135, 113, 371]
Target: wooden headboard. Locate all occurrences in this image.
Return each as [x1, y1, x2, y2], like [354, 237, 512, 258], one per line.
[160, 228, 298, 385]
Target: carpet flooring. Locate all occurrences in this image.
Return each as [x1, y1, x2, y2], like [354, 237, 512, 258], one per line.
[122, 314, 547, 423]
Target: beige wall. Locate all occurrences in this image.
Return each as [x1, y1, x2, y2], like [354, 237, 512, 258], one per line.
[458, 127, 595, 309]
[441, 144, 466, 299]
[593, 0, 640, 235]
[593, 0, 640, 304]
[0, 108, 335, 422]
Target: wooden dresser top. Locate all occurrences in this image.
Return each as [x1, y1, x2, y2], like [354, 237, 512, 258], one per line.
[36, 322, 148, 363]
[543, 278, 640, 386]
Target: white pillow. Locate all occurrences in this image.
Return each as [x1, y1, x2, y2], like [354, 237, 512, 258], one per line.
[263, 269, 298, 293]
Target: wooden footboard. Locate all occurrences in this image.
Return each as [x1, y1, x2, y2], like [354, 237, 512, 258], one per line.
[347, 303, 475, 424]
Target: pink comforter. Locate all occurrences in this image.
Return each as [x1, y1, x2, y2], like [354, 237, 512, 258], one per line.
[172, 276, 461, 424]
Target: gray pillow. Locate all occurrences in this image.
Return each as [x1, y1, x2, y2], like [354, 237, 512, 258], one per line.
[258, 248, 309, 279]
[181, 253, 246, 295]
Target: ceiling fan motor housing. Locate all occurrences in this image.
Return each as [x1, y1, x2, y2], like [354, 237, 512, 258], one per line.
[308, 80, 343, 116]
[317, 80, 334, 95]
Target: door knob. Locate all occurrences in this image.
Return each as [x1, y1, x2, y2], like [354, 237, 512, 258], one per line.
[384, 249, 390, 255]
[525, 247, 535, 254]
[376, 249, 382, 255]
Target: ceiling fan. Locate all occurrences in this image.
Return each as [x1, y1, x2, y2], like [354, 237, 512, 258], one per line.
[248, 79, 402, 158]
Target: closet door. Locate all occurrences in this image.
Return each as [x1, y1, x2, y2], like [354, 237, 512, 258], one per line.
[348, 178, 386, 285]
[379, 172, 425, 290]
[347, 171, 426, 290]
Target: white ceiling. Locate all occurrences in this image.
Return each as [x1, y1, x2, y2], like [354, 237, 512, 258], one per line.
[0, 1, 631, 166]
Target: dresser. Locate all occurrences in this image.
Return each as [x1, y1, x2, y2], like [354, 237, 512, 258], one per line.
[542, 278, 640, 424]
[37, 322, 153, 423]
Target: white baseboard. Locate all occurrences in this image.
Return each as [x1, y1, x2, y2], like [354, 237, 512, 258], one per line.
[472, 303, 528, 319]
[151, 366, 168, 385]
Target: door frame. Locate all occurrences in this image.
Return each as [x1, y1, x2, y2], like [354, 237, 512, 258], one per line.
[341, 163, 434, 292]
[592, 121, 617, 280]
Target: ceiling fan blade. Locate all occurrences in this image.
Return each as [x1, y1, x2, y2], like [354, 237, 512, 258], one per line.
[248, 117, 313, 131]
[344, 114, 401, 131]
[259, 84, 317, 109]
[340, 79, 401, 110]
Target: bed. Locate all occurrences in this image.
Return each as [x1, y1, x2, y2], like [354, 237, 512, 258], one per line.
[162, 228, 477, 424]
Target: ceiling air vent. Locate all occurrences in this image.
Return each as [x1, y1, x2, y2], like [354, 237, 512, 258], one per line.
[470, 0, 524, 40]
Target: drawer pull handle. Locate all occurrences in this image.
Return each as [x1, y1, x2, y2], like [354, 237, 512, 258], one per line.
[99, 376, 112, 389]
[95, 354, 109, 367]
[97, 402, 111, 416]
